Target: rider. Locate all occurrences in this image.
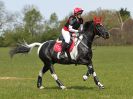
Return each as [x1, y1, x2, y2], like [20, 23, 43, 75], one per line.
[60, 7, 84, 59]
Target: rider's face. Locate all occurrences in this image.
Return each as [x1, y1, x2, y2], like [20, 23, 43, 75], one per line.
[77, 13, 82, 18]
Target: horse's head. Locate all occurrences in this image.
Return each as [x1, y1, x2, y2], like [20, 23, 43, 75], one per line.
[93, 17, 110, 39]
[83, 17, 110, 39]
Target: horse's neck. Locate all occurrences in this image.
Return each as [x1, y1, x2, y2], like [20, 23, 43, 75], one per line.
[82, 32, 95, 48]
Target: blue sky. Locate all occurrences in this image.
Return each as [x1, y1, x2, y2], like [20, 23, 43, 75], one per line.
[2, 0, 133, 20]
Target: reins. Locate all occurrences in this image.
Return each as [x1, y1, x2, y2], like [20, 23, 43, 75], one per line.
[75, 21, 101, 50]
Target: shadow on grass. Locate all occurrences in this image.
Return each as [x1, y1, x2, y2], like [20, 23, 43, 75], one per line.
[44, 86, 59, 90]
[67, 86, 95, 90]
[44, 86, 96, 90]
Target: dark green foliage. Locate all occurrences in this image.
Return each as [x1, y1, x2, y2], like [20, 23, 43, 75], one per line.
[119, 8, 131, 22]
[41, 29, 60, 42]
[0, 36, 4, 47]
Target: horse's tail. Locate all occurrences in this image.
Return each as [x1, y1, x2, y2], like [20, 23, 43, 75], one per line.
[9, 42, 43, 58]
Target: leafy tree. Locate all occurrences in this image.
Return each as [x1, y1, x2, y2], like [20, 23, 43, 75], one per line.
[44, 12, 59, 32]
[23, 5, 43, 36]
[119, 8, 131, 22]
[41, 12, 60, 41]
[49, 12, 59, 28]
[0, 36, 4, 46]
[0, 1, 15, 34]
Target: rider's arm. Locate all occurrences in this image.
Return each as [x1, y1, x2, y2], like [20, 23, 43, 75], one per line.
[68, 17, 79, 33]
[68, 25, 78, 33]
[80, 24, 83, 31]
[79, 18, 83, 31]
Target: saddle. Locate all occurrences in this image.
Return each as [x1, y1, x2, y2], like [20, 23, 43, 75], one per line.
[53, 33, 76, 53]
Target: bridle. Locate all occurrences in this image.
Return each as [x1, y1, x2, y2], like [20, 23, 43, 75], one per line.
[75, 21, 101, 49]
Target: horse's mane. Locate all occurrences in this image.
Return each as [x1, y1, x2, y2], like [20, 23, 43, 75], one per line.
[83, 20, 93, 32]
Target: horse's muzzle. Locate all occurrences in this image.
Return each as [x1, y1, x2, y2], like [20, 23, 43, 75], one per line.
[104, 32, 110, 39]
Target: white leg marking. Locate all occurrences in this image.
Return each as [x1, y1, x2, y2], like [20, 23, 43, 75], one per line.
[60, 86, 66, 89]
[51, 74, 58, 80]
[98, 82, 104, 87]
[93, 72, 97, 77]
[39, 70, 43, 77]
[89, 65, 93, 68]
[39, 86, 44, 89]
[83, 75, 88, 81]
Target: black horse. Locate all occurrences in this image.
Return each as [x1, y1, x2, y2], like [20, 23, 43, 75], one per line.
[10, 19, 110, 90]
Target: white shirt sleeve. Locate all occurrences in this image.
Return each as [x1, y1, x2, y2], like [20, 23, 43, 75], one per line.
[68, 25, 78, 33]
[80, 24, 83, 31]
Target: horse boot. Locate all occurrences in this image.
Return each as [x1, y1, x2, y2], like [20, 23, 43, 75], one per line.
[59, 42, 69, 59]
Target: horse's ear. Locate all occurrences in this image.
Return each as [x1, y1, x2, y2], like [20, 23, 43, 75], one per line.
[93, 16, 97, 22]
[93, 16, 102, 25]
[100, 17, 102, 21]
[93, 16, 96, 24]
[99, 17, 103, 25]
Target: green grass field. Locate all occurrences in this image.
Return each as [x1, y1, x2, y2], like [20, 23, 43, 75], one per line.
[0, 46, 133, 99]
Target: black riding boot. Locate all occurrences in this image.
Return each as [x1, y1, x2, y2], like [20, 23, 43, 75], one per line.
[59, 42, 69, 59]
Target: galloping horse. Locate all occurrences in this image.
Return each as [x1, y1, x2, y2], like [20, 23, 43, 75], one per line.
[10, 17, 110, 89]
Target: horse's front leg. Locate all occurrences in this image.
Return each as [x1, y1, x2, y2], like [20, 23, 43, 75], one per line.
[83, 64, 104, 89]
[83, 69, 91, 81]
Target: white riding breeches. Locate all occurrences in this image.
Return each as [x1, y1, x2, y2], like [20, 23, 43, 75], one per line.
[62, 28, 70, 44]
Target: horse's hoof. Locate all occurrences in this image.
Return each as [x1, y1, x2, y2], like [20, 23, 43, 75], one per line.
[60, 86, 66, 90]
[98, 85, 104, 89]
[39, 86, 44, 89]
[98, 82, 104, 89]
[83, 75, 88, 81]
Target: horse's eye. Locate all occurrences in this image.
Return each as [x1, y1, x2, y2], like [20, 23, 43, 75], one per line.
[96, 25, 101, 30]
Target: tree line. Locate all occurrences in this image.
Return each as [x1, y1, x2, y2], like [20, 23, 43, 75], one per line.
[0, 1, 132, 47]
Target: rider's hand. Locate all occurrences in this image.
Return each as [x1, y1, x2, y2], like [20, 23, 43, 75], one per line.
[72, 33, 76, 37]
[78, 30, 82, 34]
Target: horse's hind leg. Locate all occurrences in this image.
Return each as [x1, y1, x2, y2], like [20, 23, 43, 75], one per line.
[49, 65, 66, 89]
[37, 65, 49, 89]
